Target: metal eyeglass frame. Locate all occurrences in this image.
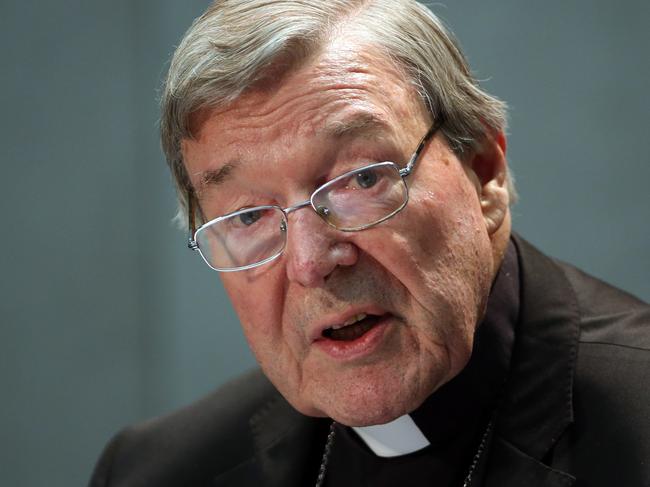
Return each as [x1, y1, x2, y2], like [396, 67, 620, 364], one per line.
[186, 118, 444, 272]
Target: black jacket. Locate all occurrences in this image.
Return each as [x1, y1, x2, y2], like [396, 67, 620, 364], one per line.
[89, 236, 650, 486]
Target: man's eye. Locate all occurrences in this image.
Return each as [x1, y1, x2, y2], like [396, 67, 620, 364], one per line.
[355, 168, 378, 189]
[238, 209, 262, 226]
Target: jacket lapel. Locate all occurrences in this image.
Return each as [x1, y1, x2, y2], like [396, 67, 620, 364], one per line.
[252, 395, 326, 487]
[250, 393, 327, 487]
[211, 389, 325, 487]
[486, 236, 580, 485]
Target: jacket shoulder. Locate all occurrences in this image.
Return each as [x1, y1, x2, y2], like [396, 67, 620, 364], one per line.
[557, 259, 650, 350]
[89, 368, 279, 487]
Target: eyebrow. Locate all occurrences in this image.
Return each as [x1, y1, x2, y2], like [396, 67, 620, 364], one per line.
[195, 161, 237, 192]
[323, 112, 389, 139]
[195, 112, 390, 191]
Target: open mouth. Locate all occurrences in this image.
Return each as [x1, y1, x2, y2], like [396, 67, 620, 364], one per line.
[321, 313, 384, 341]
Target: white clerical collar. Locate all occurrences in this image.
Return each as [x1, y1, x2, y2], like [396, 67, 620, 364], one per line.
[352, 414, 431, 457]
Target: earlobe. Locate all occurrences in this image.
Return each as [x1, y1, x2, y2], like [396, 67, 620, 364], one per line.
[470, 131, 509, 236]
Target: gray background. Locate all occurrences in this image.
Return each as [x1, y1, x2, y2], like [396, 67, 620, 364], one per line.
[1, 1, 648, 485]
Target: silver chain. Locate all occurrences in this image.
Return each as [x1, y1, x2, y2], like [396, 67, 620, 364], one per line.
[315, 419, 493, 487]
[462, 419, 493, 487]
[315, 421, 337, 487]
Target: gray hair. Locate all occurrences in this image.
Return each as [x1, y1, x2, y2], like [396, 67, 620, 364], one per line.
[161, 0, 514, 222]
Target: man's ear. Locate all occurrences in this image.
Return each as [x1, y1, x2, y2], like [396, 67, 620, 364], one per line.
[468, 131, 509, 236]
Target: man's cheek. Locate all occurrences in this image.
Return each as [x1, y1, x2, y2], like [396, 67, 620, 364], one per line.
[224, 275, 277, 323]
[240, 318, 284, 375]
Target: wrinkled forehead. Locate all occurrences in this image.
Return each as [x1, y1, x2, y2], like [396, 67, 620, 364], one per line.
[189, 39, 427, 139]
[182, 41, 430, 192]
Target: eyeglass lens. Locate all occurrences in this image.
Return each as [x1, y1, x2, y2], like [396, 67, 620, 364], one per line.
[195, 162, 408, 271]
[196, 207, 287, 270]
[312, 162, 408, 231]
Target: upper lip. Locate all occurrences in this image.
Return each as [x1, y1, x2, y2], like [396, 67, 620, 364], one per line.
[309, 305, 392, 342]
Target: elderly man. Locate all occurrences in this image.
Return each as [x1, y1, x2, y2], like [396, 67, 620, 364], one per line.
[90, 1, 649, 486]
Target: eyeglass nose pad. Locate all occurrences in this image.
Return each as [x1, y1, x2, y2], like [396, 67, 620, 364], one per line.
[280, 220, 287, 232]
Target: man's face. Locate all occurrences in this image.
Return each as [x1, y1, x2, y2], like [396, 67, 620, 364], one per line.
[182, 40, 508, 426]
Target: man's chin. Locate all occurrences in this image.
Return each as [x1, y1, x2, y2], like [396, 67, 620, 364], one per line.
[289, 381, 430, 427]
[269, 346, 457, 426]
[332, 406, 414, 428]
[317, 395, 423, 427]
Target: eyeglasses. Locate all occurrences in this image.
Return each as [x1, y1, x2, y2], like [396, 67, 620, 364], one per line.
[187, 119, 443, 272]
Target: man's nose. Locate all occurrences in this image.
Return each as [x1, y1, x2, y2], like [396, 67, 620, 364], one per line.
[284, 209, 358, 287]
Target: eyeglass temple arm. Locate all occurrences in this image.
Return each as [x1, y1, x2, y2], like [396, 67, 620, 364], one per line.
[187, 191, 199, 250]
[399, 117, 444, 178]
